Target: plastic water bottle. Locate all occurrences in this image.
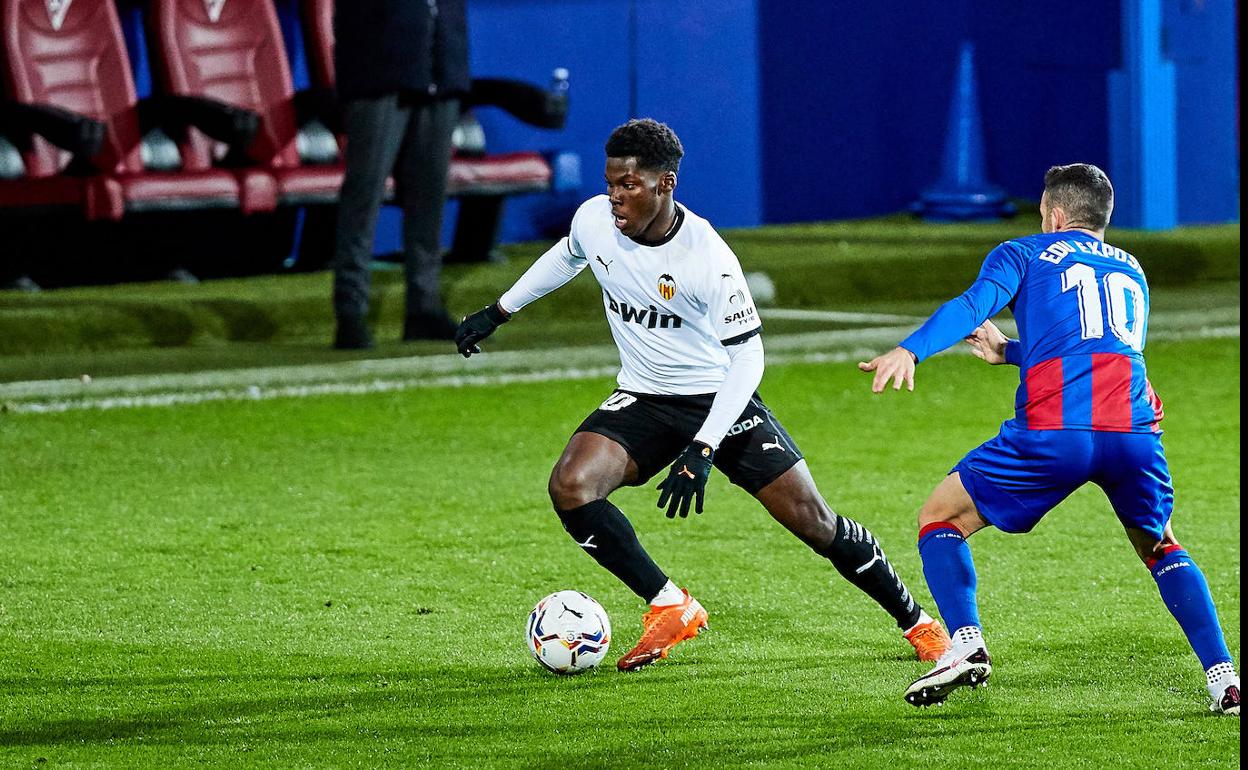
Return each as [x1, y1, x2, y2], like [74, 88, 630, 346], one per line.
[548, 67, 570, 126]
[550, 67, 570, 97]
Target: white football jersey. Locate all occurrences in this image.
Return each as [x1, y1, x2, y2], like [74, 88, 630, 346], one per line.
[564, 195, 762, 395]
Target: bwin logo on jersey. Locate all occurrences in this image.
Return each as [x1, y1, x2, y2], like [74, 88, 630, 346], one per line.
[726, 415, 763, 436]
[607, 294, 683, 329]
[657, 274, 677, 301]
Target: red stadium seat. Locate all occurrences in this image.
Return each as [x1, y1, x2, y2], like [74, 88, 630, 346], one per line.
[147, 0, 342, 207]
[0, 0, 246, 220]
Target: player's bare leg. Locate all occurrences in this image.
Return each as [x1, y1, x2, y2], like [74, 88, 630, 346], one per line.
[754, 461, 950, 661]
[906, 472, 994, 706]
[549, 432, 706, 672]
[917, 471, 992, 537]
[1125, 522, 1240, 715]
[549, 432, 638, 509]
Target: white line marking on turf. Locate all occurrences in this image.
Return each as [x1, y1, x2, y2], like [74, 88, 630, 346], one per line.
[0, 307, 1234, 402]
[761, 308, 924, 324]
[2, 324, 1236, 415]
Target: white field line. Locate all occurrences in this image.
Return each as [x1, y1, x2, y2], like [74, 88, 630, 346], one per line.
[0, 303, 1237, 415]
[0, 308, 911, 401]
[761, 308, 923, 324]
[1, 323, 1237, 416]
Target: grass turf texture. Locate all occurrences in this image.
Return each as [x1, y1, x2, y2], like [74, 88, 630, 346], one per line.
[0, 209, 1238, 380]
[0, 337, 1239, 767]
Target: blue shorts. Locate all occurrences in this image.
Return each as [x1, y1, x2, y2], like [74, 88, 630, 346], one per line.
[953, 421, 1174, 539]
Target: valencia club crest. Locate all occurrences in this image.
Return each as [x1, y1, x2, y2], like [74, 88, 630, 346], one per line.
[657, 274, 676, 301]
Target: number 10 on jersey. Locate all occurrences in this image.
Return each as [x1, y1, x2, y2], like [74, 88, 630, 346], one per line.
[1061, 264, 1146, 352]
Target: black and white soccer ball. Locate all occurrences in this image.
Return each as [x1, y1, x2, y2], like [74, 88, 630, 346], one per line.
[526, 590, 611, 675]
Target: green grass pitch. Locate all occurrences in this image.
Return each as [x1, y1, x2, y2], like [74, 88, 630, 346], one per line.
[0, 334, 1238, 766]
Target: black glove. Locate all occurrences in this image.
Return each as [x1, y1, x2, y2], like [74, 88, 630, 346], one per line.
[455, 303, 509, 357]
[656, 441, 714, 518]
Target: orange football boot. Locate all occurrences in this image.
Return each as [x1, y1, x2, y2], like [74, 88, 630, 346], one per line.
[904, 618, 953, 662]
[617, 589, 708, 672]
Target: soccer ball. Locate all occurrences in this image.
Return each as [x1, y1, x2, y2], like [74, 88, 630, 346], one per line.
[526, 590, 612, 675]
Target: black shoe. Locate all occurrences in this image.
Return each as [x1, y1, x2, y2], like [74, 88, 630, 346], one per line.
[334, 316, 374, 350]
[403, 310, 458, 341]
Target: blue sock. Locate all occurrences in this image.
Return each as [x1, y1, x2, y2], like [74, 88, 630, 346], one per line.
[917, 523, 981, 632]
[1150, 548, 1233, 670]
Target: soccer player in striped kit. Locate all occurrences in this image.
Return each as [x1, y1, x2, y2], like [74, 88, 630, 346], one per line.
[859, 164, 1239, 713]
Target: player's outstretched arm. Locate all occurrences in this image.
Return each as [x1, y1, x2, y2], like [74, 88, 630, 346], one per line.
[879, 241, 1025, 374]
[454, 235, 588, 358]
[964, 320, 1012, 365]
[858, 347, 917, 393]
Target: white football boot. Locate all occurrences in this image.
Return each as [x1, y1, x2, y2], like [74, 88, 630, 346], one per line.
[904, 626, 992, 707]
[1207, 663, 1241, 715]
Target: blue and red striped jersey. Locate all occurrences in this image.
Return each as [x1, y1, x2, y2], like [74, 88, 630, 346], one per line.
[900, 230, 1163, 433]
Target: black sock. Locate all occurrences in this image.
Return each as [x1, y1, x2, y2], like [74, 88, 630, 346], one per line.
[556, 499, 668, 601]
[820, 515, 922, 630]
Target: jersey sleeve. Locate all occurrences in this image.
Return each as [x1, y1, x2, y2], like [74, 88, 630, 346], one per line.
[497, 202, 591, 314]
[700, 236, 762, 345]
[976, 239, 1027, 296]
[899, 240, 1027, 363]
[692, 334, 765, 448]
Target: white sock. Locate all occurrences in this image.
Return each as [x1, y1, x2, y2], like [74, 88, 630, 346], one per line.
[951, 625, 986, 655]
[903, 610, 935, 636]
[649, 580, 684, 607]
[1206, 661, 1239, 700]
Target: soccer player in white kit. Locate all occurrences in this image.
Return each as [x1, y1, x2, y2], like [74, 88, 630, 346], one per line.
[456, 119, 950, 671]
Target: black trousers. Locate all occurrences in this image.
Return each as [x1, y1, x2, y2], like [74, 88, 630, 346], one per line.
[332, 95, 460, 320]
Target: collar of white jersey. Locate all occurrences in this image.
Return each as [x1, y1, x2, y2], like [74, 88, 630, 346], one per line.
[630, 204, 686, 248]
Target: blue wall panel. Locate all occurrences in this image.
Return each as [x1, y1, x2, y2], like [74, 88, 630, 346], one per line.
[758, 1, 1119, 222]
[1166, 0, 1239, 223]
[465, 0, 633, 243]
[633, 0, 763, 226]
[759, 0, 961, 222]
[464, 0, 763, 240]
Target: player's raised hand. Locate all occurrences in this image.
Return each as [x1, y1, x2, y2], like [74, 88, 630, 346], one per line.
[965, 320, 1010, 365]
[858, 347, 916, 393]
[656, 442, 714, 518]
[455, 303, 510, 357]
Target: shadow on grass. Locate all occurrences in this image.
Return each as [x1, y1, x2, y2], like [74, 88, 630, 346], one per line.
[1, 654, 1226, 765]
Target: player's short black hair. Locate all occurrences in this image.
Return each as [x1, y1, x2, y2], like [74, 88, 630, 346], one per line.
[605, 118, 684, 173]
[1044, 163, 1114, 230]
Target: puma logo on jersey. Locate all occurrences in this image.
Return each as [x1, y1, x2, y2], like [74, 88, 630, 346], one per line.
[761, 435, 785, 452]
[606, 293, 683, 329]
[727, 415, 763, 436]
[595, 255, 613, 273]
